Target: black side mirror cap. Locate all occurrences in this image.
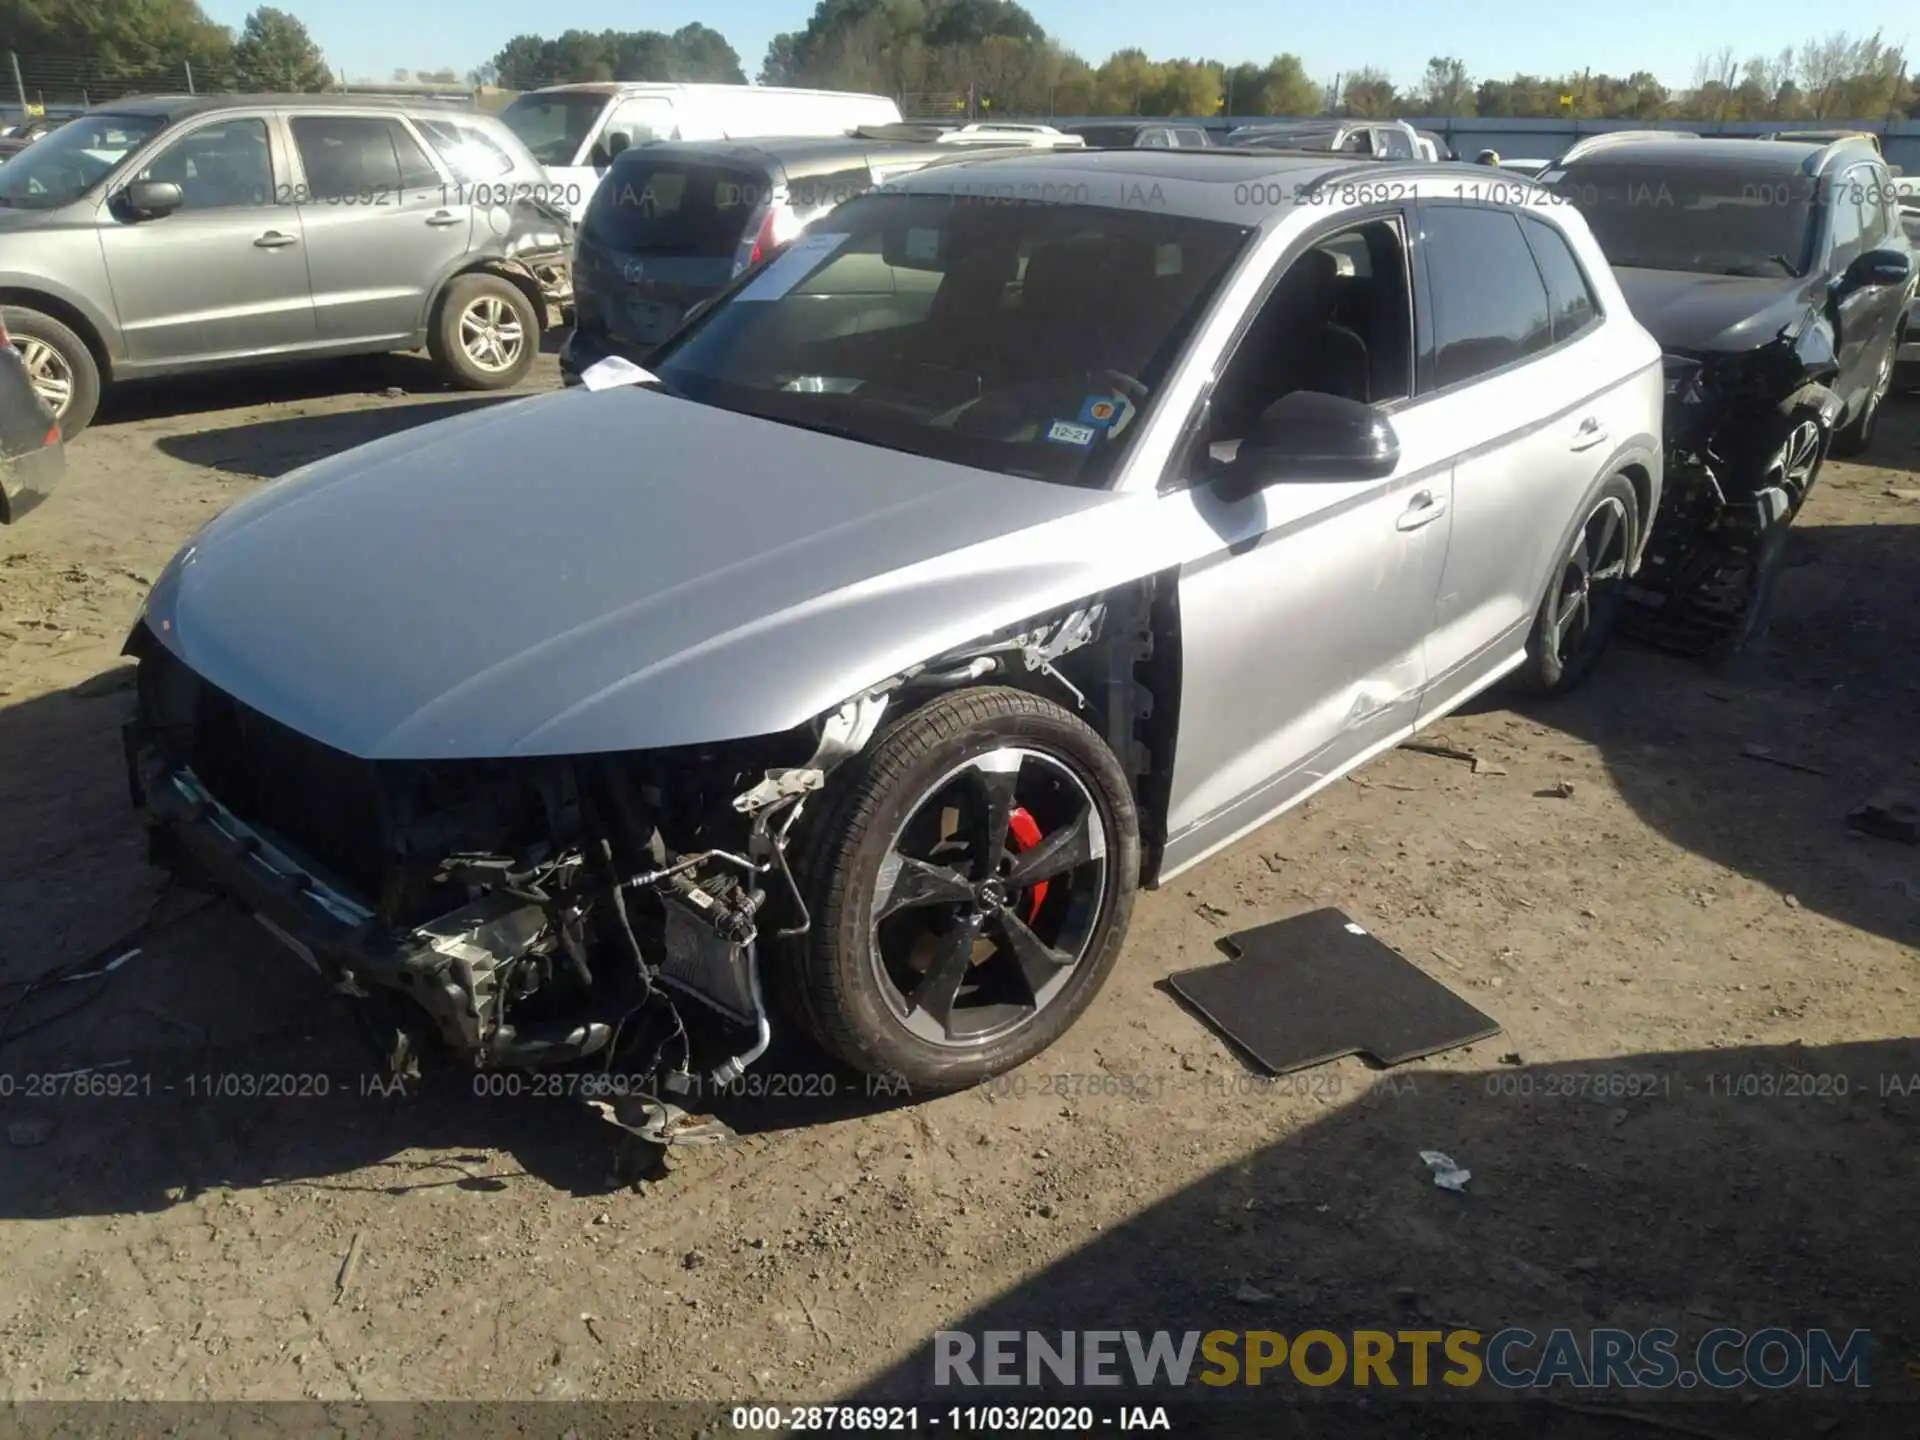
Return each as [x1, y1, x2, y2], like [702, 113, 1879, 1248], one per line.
[1842, 247, 1913, 290]
[1213, 390, 1400, 500]
[121, 180, 183, 218]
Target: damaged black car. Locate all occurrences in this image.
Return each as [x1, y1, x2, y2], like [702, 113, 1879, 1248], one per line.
[1543, 136, 1915, 658]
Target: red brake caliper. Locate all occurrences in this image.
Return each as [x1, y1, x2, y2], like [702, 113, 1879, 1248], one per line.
[1007, 807, 1048, 922]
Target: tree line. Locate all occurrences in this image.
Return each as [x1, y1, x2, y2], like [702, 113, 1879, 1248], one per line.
[3, 0, 332, 93]
[11, 0, 1916, 121]
[492, 2, 1919, 123]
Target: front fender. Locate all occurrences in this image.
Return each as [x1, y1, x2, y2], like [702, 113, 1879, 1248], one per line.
[1779, 380, 1842, 431]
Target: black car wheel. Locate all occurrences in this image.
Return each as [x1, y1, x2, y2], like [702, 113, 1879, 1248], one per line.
[3, 307, 99, 438]
[784, 686, 1139, 1092]
[1830, 338, 1895, 458]
[1518, 474, 1637, 696]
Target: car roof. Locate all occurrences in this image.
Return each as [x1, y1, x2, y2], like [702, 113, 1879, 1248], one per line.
[1558, 136, 1874, 173]
[86, 93, 476, 120]
[607, 134, 1036, 179]
[876, 148, 1357, 225]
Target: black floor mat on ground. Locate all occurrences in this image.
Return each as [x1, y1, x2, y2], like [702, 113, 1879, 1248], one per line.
[1167, 907, 1501, 1074]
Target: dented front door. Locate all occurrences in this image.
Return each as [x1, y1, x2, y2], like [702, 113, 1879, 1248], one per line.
[1162, 412, 1454, 862]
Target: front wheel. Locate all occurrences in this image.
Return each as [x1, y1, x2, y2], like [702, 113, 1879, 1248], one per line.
[1517, 473, 1638, 696]
[783, 686, 1140, 1092]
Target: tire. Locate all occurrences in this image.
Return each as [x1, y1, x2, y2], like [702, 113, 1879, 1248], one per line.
[1829, 336, 1895, 458]
[428, 274, 540, 390]
[3, 306, 101, 438]
[782, 685, 1140, 1092]
[1517, 473, 1638, 696]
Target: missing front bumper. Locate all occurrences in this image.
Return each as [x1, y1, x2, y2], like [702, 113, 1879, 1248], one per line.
[128, 727, 609, 1067]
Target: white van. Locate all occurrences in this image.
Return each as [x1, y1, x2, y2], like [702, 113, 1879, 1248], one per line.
[500, 83, 903, 220]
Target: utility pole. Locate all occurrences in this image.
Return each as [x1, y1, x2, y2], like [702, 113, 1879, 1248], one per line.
[10, 52, 27, 118]
[184, 59, 194, 94]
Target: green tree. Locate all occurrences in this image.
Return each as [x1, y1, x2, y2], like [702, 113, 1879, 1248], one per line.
[232, 7, 328, 90]
[1338, 66, 1398, 118]
[1415, 57, 1474, 116]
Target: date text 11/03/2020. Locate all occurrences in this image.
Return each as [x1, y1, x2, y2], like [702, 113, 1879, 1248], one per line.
[257, 182, 585, 209]
[730, 1406, 1174, 1432]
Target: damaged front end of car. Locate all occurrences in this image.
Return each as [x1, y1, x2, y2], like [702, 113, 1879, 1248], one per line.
[1621, 336, 1840, 660]
[121, 620, 887, 1089]
[118, 597, 1127, 1092]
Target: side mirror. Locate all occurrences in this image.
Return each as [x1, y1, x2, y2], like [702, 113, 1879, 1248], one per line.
[1841, 247, 1913, 291]
[121, 180, 183, 218]
[1214, 390, 1399, 500]
[587, 142, 612, 170]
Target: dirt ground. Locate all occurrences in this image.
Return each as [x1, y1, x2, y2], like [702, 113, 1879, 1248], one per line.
[1, 349, 1916, 1429]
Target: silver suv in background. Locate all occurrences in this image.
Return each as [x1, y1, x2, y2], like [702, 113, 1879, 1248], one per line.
[0, 95, 574, 437]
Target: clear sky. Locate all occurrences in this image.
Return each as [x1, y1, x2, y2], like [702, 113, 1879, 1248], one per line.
[202, 0, 1914, 94]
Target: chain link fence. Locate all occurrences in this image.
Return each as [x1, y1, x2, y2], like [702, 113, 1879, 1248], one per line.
[5, 52, 225, 111]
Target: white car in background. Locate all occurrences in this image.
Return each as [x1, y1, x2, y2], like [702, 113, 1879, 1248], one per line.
[500, 82, 902, 220]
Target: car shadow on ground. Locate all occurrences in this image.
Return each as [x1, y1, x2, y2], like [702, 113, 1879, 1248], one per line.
[153, 393, 525, 479]
[93, 336, 567, 431]
[1513, 513, 1919, 953]
[840, 1036, 1920, 1432]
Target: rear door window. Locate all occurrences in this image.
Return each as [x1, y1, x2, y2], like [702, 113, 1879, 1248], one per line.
[584, 159, 769, 257]
[1421, 203, 1556, 388]
[290, 115, 437, 199]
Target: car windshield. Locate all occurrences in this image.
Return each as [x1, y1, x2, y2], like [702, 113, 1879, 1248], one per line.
[500, 91, 607, 166]
[0, 111, 165, 208]
[1545, 161, 1816, 277]
[649, 191, 1253, 489]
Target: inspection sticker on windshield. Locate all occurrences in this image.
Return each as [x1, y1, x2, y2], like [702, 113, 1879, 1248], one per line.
[1077, 394, 1135, 433]
[736, 231, 851, 302]
[1046, 420, 1098, 447]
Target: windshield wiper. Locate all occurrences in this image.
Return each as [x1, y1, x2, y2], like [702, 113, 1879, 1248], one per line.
[1765, 253, 1802, 277]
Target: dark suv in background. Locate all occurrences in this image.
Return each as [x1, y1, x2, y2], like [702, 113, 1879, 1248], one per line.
[1544, 135, 1915, 658]
[562, 130, 1062, 376]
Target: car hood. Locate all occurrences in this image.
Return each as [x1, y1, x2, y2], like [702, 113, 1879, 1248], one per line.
[1612, 267, 1817, 355]
[141, 387, 1127, 760]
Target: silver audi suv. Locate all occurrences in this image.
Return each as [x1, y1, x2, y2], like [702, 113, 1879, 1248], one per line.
[125, 149, 1663, 1095]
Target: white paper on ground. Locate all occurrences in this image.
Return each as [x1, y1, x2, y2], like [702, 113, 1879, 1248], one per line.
[735, 231, 852, 302]
[579, 355, 662, 392]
